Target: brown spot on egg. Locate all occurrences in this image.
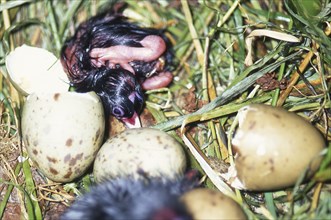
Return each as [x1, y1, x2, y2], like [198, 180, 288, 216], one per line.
[218, 195, 225, 200]
[208, 191, 215, 196]
[232, 145, 241, 156]
[63, 169, 73, 179]
[272, 113, 281, 118]
[95, 129, 101, 141]
[50, 167, 59, 175]
[156, 135, 162, 144]
[69, 159, 76, 166]
[79, 140, 83, 145]
[137, 168, 150, 177]
[47, 156, 58, 163]
[66, 138, 73, 147]
[69, 153, 84, 166]
[269, 158, 275, 171]
[53, 93, 60, 101]
[32, 149, 38, 155]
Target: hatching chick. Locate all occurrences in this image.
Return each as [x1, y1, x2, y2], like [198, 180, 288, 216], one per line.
[60, 12, 174, 127]
[61, 12, 174, 90]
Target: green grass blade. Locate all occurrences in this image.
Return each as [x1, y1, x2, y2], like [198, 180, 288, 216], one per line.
[22, 156, 42, 220]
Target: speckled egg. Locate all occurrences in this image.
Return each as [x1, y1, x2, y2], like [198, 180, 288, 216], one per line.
[22, 91, 105, 182]
[230, 104, 325, 191]
[181, 188, 247, 220]
[93, 128, 186, 182]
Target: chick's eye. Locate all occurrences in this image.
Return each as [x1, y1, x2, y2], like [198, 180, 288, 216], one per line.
[112, 106, 125, 117]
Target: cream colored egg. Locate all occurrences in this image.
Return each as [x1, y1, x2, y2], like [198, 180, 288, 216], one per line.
[230, 104, 325, 191]
[181, 188, 247, 220]
[22, 91, 105, 182]
[93, 128, 186, 182]
[5, 44, 69, 95]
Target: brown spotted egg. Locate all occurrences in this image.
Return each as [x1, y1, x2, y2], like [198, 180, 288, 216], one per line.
[22, 91, 105, 182]
[93, 128, 186, 182]
[229, 104, 325, 191]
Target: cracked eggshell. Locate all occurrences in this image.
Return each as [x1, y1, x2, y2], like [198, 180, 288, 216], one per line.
[93, 128, 186, 182]
[5, 44, 69, 95]
[181, 188, 247, 220]
[230, 104, 325, 191]
[22, 91, 105, 182]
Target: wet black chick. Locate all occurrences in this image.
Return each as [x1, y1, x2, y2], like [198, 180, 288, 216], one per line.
[73, 66, 144, 127]
[60, 12, 174, 127]
[61, 172, 200, 220]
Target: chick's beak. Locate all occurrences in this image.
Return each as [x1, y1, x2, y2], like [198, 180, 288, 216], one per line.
[121, 112, 142, 128]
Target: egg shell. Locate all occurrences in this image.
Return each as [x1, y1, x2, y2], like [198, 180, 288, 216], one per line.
[181, 188, 247, 220]
[231, 104, 325, 191]
[93, 128, 186, 182]
[22, 91, 105, 182]
[5, 44, 69, 95]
